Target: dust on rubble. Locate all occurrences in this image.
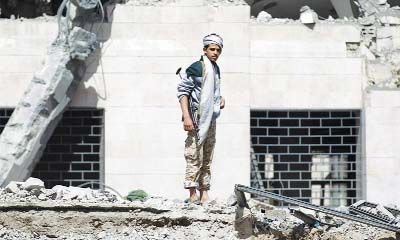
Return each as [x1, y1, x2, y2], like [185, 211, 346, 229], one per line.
[0, 178, 399, 239]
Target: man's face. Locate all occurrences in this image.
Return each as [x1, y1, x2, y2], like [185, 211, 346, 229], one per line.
[203, 44, 222, 62]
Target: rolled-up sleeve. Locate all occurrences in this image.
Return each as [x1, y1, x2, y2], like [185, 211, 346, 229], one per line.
[177, 74, 194, 101]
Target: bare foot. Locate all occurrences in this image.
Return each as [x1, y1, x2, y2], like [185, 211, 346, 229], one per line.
[200, 190, 209, 203]
[189, 187, 198, 203]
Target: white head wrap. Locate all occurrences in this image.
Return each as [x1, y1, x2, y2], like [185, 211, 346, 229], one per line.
[203, 33, 223, 49]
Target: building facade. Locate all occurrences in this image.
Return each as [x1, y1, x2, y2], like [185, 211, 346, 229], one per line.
[0, 2, 399, 206]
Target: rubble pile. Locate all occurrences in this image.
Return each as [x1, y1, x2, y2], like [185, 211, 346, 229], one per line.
[2, 178, 118, 203]
[205, 0, 248, 6]
[236, 200, 399, 240]
[124, 0, 247, 6]
[124, 0, 173, 6]
[0, 178, 398, 240]
[0, 178, 239, 240]
[356, 0, 400, 88]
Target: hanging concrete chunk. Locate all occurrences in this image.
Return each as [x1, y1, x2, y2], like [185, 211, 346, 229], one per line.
[0, 3, 98, 187]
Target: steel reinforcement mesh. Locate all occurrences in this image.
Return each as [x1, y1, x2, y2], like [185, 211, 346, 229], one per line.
[250, 110, 362, 207]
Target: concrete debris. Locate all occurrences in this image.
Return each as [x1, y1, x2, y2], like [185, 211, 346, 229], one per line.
[0, 181, 398, 239]
[20, 177, 44, 191]
[256, 11, 272, 23]
[206, 0, 248, 6]
[299, 6, 318, 24]
[360, 44, 377, 60]
[359, 15, 376, 25]
[236, 199, 398, 240]
[251, 0, 400, 88]
[1, 179, 119, 204]
[68, 27, 97, 60]
[124, 0, 177, 6]
[389, 50, 400, 65]
[355, 1, 400, 88]
[367, 61, 396, 86]
[357, 0, 390, 16]
[378, 10, 400, 25]
[5, 181, 20, 194]
[124, 0, 247, 6]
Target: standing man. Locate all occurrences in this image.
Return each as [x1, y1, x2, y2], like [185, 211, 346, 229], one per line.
[177, 33, 225, 204]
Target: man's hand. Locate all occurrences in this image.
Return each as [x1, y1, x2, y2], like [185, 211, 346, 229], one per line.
[183, 116, 195, 131]
[179, 96, 195, 131]
[220, 96, 225, 109]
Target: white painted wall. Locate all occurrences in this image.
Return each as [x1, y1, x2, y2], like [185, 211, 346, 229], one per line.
[96, 4, 251, 199]
[1, 4, 397, 204]
[249, 23, 363, 110]
[364, 89, 400, 206]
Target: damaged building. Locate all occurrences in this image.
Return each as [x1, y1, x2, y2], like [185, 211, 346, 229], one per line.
[0, 0, 400, 216]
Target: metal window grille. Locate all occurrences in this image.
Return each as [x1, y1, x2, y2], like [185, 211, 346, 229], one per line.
[250, 110, 362, 207]
[0, 108, 104, 189]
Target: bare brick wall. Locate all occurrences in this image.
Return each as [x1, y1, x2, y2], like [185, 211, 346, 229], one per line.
[0, 108, 104, 189]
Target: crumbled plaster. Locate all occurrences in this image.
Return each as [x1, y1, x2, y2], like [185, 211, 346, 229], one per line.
[356, 1, 400, 88]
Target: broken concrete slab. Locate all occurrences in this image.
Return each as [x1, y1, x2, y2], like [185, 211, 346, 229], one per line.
[299, 6, 318, 24]
[378, 14, 400, 25]
[256, 11, 272, 23]
[367, 61, 394, 84]
[359, 15, 376, 25]
[357, 0, 390, 16]
[20, 177, 44, 191]
[5, 182, 20, 194]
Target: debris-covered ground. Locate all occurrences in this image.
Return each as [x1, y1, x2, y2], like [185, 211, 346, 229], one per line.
[0, 178, 398, 240]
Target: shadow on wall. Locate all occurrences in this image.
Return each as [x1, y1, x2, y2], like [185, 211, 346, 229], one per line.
[71, 0, 119, 105]
[243, 0, 362, 19]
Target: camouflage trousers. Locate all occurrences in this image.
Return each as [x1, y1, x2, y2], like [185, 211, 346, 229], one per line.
[183, 121, 216, 190]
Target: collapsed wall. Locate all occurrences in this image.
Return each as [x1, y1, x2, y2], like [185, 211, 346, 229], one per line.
[0, 0, 99, 187]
